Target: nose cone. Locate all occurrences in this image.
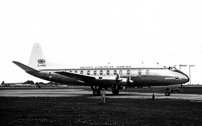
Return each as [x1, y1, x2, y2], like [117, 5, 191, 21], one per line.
[174, 70, 189, 84]
[182, 73, 190, 83]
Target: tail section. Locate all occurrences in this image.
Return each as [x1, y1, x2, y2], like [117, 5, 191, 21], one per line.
[13, 61, 38, 72]
[28, 43, 47, 68]
[16, 43, 60, 69]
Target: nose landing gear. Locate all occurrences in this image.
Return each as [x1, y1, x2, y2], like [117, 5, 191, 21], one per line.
[165, 88, 171, 96]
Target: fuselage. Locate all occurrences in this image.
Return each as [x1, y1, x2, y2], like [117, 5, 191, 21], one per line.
[27, 65, 189, 86]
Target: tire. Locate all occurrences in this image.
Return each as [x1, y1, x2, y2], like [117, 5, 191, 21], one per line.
[165, 92, 170, 96]
[112, 89, 119, 95]
[93, 90, 100, 96]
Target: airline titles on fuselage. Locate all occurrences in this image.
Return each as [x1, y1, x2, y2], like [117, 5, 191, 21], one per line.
[80, 66, 131, 69]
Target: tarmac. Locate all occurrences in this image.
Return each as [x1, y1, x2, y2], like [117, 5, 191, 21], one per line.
[0, 88, 202, 102]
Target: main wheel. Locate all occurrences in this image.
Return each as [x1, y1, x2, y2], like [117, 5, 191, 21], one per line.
[165, 91, 170, 96]
[112, 89, 119, 95]
[93, 90, 101, 96]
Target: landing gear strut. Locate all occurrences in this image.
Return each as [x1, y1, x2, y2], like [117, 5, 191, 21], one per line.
[91, 86, 101, 96]
[111, 85, 119, 95]
[165, 88, 171, 96]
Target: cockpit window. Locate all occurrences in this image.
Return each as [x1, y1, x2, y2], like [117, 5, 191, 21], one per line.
[168, 66, 177, 70]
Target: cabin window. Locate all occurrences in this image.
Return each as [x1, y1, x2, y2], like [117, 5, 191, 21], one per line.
[94, 70, 97, 75]
[168, 66, 177, 70]
[87, 70, 90, 75]
[114, 70, 117, 75]
[70, 70, 72, 72]
[100, 70, 103, 75]
[75, 70, 77, 73]
[80, 71, 83, 74]
[106, 70, 110, 75]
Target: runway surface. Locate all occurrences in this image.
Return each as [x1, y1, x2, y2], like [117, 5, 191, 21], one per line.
[0, 88, 202, 101]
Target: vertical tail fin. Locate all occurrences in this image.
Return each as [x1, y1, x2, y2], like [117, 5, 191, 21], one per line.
[28, 43, 47, 68]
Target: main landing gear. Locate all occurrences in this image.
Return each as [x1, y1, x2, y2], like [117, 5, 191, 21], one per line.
[111, 85, 119, 95]
[112, 89, 119, 95]
[91, 85, 120, 96]
[93, 89, 101, 95]
[91, 86, 101, 96]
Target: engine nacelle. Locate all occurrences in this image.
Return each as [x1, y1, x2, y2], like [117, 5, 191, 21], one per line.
[118, 78, 133, 85]
[95, 74, 133, 85]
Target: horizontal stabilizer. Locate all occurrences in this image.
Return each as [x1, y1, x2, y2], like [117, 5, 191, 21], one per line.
[13, 61, 38, 72]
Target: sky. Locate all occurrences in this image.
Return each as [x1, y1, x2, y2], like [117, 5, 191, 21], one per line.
[0, 0, 202, 84]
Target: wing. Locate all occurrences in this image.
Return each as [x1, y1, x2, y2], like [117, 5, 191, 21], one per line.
[55, 71, 96, 82]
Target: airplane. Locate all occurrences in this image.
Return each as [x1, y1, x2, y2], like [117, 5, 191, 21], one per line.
[13, 43, 189, 96]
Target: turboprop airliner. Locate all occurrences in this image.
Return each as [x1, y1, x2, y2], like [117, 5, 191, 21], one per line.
[13, 43, 189, 96]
